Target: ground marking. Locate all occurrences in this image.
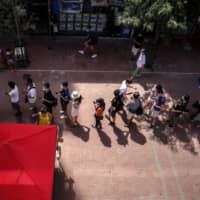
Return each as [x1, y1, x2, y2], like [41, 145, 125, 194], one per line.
[165, 149, 186, 200]
[13, 69, 200, 75]
[150, 140, 169, 200]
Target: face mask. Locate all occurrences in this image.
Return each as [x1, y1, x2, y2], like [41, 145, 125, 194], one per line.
[60, 84, 63, 90]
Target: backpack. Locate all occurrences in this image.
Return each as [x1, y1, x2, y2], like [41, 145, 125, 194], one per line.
[112, 96, 123, 111]
[135, 102, 143, 115]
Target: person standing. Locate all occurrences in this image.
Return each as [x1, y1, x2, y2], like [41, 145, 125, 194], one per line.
[6, 81, 22, 116]
[131, 49, 146, 79]
[5, 48, 16, 72]
[70, 91, 82, 127]
[37, 107, 52, 125]
[167, 95, 190, 127]
[57, 82, 71, 119]
[108, 89, 124, 125]
[149, 88, 166, 128]
[92, 98, 105, 129]
[42, 82, 57, 114]
[125, 92, 142, 126]
[25, 78, 37, 111]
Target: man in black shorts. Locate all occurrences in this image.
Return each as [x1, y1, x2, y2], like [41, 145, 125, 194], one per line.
[78, 26, 98, 58]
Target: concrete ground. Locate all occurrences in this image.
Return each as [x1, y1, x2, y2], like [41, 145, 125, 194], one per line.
[0, 69, 200, 200]
[0, 37, 200, 200]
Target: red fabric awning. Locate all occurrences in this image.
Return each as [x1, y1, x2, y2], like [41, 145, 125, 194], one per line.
[0, 124, 57, 200]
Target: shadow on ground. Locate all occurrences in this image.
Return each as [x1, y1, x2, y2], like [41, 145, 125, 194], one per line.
[53, 164, 76, 200]
[96, 128, 112, 147]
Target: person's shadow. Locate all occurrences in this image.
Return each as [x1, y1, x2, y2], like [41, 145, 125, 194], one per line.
[111, 125, 129, 146]
[70, 124, 90, 142]
[96, 129, 112, 147]
[53, 165, 76, 200]
[128, 123, 146, 145]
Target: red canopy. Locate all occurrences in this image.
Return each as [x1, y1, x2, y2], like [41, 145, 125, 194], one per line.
[0, 124, 57, 200]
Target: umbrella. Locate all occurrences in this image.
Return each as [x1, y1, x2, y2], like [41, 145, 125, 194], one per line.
[0, 124, 57, 200]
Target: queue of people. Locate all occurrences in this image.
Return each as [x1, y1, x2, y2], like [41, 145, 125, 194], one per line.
[5, 76, 200, 131]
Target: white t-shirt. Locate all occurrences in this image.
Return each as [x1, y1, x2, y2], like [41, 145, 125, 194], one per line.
[9, 85, 19, 103]
[27, 84, 37, 104]
[136, 52, 146, 68]
[119, 80, 128, 95]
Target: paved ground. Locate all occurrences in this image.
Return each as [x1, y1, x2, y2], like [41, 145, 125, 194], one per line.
[0, 36, 200, 200]
[0, 69, 200, 200]
[1, 36, 200, 72]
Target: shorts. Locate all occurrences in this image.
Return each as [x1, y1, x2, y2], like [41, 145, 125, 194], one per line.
[71, 107, 79, 117]
[60, 99, 69, 111]
[151, 108, 160, 117]
[11, 102, 20, 111]
[108, 107, 117, 118]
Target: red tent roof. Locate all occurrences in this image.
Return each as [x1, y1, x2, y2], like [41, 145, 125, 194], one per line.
[0, 124, 57, 200]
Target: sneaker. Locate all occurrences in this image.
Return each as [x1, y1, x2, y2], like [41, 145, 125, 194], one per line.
[60, 115, 67, 119]
[91, 54, 97, 58]
[59, 110, 64, 114]
[78, 50, 84, 55]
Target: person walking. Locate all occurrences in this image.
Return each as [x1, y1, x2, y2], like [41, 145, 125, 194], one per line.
[108, 89, 124, 125]
[131, 49, 146, 79]
[57, 82, 71, 119]
[70, 91, 82, 127]
[92, 98, 105, 129]
[78, 26, 98, 58]
[42, 82, 57, 114]
[6, 81, 22, 116]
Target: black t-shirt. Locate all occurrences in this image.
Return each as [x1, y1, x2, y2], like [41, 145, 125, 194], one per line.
[173, 100, 187, 112]
[111, 96, 123, 111]
[43, 90, 55, 107]
[86, 32, 98, 45]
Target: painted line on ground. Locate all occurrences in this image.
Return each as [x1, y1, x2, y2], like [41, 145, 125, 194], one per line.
[166, 149, 186, 200]
[150, 140, 169, 200]
[14, 69, 200, 75]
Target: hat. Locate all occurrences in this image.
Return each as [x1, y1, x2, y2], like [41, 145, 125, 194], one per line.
[71, 91, 80, 100]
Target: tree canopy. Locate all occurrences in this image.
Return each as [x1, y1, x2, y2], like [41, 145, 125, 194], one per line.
[120, 0, 200, 38]
[0, 0, 38, 36]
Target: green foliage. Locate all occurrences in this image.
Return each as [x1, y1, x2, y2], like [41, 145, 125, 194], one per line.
[120, 0, 192, 36]
[0, 0, 38, 34]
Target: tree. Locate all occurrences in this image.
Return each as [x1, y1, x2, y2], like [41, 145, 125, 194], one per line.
[120, 0, 200, 68]
[0, 0, 38, 41]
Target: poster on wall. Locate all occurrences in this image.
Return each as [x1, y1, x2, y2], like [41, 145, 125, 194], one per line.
[62, 1, 82, 13]
[108, 0, 124, 7]
[75, 23, 81, 30]
[75, 13, 82, 21]
[59, 23, 66, 31]
[83, 13, 90, 22]
[60, 12, 66, 22]
[82, 23, 89, 31]
[67, 22, 74, 30]
[90, 14, 97, 23]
